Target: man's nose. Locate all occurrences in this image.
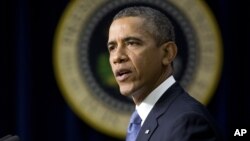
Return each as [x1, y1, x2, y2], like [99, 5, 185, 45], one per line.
[112, 47, 128, 64]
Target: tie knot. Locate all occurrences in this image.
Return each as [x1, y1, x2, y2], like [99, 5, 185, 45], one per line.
[130, 110, 142, 124]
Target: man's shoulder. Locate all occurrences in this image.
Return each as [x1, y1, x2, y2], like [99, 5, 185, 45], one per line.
[156, 82, 211, 119]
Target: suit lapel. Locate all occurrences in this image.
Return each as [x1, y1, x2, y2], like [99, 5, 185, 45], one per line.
[136, 83, 183, 141]
[136, 113, 158, 141]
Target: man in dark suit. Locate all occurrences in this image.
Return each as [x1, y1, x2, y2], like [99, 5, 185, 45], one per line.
[107, 6, 221, 141]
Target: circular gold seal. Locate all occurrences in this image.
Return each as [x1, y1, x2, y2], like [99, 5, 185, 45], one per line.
[53, 0, 223, 139]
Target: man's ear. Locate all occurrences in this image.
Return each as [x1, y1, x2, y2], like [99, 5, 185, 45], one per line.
[161, 41, 177, 66]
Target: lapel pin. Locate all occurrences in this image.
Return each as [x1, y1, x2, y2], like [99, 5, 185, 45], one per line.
[145, 129, 150, 134]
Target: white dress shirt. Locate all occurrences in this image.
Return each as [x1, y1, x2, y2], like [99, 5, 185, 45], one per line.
[136, 75, 176, 126]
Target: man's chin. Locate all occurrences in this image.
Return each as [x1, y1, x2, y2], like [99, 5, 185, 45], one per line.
[119, 88, 133, 97]
[120, 91, 132, 97]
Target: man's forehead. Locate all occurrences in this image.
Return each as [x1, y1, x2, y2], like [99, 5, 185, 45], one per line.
[110, 17, 145, 29]
[109, 17, 151, 38]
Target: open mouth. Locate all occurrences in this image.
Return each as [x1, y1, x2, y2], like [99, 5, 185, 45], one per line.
[115, 69, 132, 81]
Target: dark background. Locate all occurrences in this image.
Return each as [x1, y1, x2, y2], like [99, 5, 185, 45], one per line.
[1, 0, 249, 141]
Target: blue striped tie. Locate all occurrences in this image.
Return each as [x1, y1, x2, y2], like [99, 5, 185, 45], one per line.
[126, 110, 142, 141]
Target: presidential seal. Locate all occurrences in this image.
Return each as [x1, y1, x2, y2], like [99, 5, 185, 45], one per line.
[53, 0, 223, 139]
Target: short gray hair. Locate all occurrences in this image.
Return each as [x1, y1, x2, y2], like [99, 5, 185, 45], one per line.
[113, 6, 175, 45]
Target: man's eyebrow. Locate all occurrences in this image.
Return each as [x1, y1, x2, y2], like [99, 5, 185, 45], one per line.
[124, 37, 142, 42]
[107, 36, 143, 47]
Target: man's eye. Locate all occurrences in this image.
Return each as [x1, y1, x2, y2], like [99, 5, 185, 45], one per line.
[128, 42, 135, 45]
[108, 46, 115, 52]
[127, 41, 139, 46]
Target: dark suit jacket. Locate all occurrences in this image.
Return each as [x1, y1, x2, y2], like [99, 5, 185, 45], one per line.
[136, 83, 221, 141]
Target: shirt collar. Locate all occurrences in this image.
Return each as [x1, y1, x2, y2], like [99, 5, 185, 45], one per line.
[136, 75, 176, 125]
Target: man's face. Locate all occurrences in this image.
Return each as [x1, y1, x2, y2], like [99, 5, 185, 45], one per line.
[108, 17, 166, 98]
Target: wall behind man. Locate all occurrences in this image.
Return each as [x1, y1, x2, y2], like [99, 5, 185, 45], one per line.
[0, 0, 249, 141]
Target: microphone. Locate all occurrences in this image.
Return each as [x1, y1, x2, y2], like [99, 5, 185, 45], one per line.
[0, 135, 19, 141]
